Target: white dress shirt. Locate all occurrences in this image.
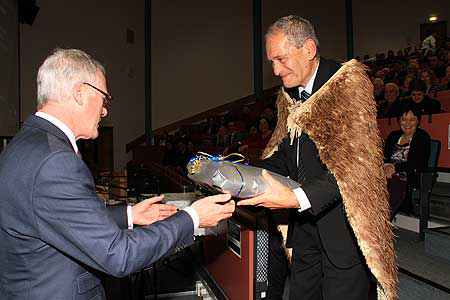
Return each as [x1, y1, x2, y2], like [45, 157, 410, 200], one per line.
[34, 112, 199, 230]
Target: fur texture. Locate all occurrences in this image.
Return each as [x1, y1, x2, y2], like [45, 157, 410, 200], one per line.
[262, 60, 398, 300]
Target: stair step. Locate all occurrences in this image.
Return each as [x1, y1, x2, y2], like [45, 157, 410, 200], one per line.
[399, 270, 450, 300]
[393, 214, 448, 233]
[425, 226, 450, 263]
[395, 228, 450, 299]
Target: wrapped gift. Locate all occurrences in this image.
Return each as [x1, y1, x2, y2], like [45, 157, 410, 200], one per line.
[187, 152, 300, 198]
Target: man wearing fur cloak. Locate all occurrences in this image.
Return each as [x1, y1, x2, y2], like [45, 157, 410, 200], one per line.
[238, 16, 397, 300]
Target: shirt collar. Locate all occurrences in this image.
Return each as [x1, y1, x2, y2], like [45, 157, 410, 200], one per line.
[35, 111, 79, 154]
[298, 59, 320, 95]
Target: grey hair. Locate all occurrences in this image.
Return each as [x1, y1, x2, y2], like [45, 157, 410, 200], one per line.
[385, 82, 399, 96]
[37, 48, 105, 108]
[266, 15, 320, 54]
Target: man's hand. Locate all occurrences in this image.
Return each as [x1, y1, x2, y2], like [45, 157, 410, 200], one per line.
[132, 195, 178, 225]
[191, 194, 235, 227]
[383, 163, 395, 179]
[237, 170, 299, 209]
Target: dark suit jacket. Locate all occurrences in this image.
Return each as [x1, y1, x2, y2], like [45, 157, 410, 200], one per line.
[259, 58, 363, 268]
[0, 115, 194, 300]
[403, 96, 441, 115]
[384, 127, 431, 188]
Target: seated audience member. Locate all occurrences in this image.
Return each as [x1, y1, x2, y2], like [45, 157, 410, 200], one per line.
[261, 106, 276, 129]
[162, 140, 176, 166]
[216, 124, 230, 148]
[173, 140, 191, 174]
[421, 32, 437, 54]
[427, 54, 446, 79]
[239, 125, 264, 151]
[400, 75, 415, 98]
[257, 118, 273, 148]
[378, 83, 404, 118]
[406, 59, 420, 79]
[420, 69, 441, 98]
[440, 65, 450, 89]
[373, 77, 385, 102]
[396, 49, 405, 61]
[404, 81, 441, 114]
[384, 105, 431, 218]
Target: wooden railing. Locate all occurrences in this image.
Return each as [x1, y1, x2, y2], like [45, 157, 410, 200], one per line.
[126, 86, 279, 153]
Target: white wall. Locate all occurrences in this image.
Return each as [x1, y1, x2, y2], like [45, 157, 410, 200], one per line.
[353, 0, 450, 57]
[151, 1, 253, 129]
[20, 0, 145, 169]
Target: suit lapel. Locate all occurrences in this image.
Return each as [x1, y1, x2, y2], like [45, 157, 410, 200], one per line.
[312, 59, 331, 94]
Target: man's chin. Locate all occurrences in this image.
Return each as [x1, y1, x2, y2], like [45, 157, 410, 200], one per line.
[281, 79, 298, 88]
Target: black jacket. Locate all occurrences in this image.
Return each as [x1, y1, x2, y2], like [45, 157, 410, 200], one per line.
[259, 58, 363, 268]
[384, 127, 431, 188]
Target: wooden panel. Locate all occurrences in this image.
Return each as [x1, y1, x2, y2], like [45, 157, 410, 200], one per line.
[437, 90, 450, 113]
[204, 225, 254, 300]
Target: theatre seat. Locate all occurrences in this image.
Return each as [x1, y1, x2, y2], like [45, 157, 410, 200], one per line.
[410, 139, 441, 239]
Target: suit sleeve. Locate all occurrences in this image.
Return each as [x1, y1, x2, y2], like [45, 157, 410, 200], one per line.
[32, 151, 194, 277]
[106, 205, 128, 229]
[258, 139, 340, 216]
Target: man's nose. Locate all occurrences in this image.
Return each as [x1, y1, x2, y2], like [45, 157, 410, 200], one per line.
[272, 61, 282, 76]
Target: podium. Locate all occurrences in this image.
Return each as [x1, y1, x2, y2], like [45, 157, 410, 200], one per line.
[203, 207, 270, 300]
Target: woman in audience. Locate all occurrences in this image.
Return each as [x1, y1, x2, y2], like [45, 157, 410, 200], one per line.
[384, 105, 431, 218]
[378, 83, 404, 118]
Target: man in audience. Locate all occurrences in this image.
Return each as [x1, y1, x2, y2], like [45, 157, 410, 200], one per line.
[0, 48, 235, 300]
[378, 82, 404, 118]
[427, 54, 446, 79]
[405, 80, 441, 114]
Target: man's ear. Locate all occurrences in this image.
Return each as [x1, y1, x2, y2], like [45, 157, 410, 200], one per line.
[303, 39, 317, 61]
[72, 83, 84, 106]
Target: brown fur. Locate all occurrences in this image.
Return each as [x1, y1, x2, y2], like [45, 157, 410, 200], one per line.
[262, 60, 398, 300]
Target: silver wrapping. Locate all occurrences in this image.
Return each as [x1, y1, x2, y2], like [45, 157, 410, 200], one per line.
[187, 155, 300, 198]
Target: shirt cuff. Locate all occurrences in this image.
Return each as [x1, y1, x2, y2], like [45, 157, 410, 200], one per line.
[293, 188, 311, 213]
[183, 206, 199, 230]
[127, 205, 133, 230]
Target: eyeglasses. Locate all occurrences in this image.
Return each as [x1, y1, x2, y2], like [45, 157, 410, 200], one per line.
[82, 82, 113, 109]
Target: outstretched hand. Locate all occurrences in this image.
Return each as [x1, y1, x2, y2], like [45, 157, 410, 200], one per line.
[237, 170, 299, 209]
[191, 194, 235, 227]
[132, 195, 178, 225]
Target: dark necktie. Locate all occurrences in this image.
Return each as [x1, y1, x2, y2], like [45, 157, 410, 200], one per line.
[297, 90, 310, 182]
[300, 90, 310, 101]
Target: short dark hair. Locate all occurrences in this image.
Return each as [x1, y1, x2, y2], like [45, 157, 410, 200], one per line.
[399, 103, 422, 122]
[410, 80, 427, 93]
